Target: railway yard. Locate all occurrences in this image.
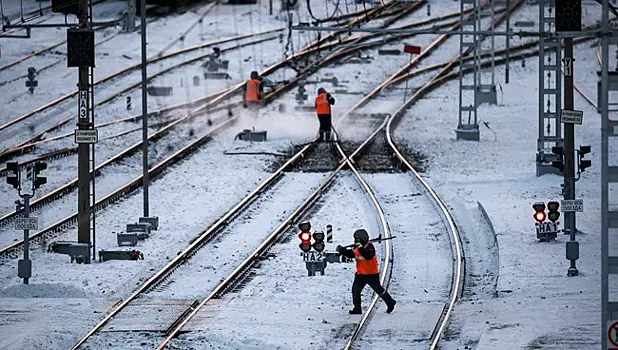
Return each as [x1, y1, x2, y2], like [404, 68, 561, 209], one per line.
[0, 0, 610, 349]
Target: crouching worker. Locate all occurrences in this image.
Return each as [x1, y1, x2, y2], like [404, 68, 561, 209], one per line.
[336, 229, 396, 315]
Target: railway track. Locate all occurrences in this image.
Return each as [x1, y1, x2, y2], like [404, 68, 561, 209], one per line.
[0, 0, 411, 258]
[0, 0, 199, 80]
[64, 2, 531, 348]
[0, 0, 427, 161]
[0, 27, 285, 154]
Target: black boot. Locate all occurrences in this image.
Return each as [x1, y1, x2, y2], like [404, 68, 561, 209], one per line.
[349, 307, 362, 315]
[381, 292, 396, 314]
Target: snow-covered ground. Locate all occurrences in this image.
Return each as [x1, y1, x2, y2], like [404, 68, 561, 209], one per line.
[0, 0, 613, 349]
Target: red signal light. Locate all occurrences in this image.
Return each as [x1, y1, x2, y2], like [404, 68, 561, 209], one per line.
[300, 232, 311, 242]
[298, 231, 312, 252]
[534, 211, 546, 223]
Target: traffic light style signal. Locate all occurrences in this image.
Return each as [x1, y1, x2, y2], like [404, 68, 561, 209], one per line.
[33, 162, 47, 190]
[578, 145, 591, 173]
[26, 67, 37, 94]
[312, 231, 325, 252]
[547, 201, 560, 222]
[6, 162, 19, 189]
[299, 231, 311, 252]
[551, 146, 564, 173]
[532, 202, 547, 223]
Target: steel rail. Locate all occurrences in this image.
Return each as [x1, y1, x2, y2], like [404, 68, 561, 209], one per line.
[340, 2, 524, 347]
[0, 36, 277, 230]
[1, 0, 402, 157]
[5, 1, 467, 158]
[0, 0, 140, 73]
[0, 0, 406, 257]
[155, 90, 398, 350]
[69, 6, 411, 347]
[157, 3, 485, 348]
[0, 27, 284, 139]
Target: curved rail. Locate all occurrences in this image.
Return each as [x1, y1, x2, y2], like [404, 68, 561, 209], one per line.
[384, 72, 465, 350]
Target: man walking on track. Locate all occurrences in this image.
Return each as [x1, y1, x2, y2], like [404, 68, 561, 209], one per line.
[315, 87, 335, 141]
[336, 229, 396, 314]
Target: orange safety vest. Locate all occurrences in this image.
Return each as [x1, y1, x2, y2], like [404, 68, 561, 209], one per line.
[354, 244, 379, 275]
[245, 79, 260, 102]
[315, 92, 331, 115]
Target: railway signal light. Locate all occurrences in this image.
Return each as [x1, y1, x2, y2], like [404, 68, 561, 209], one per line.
[547, 201, 560, 222]
[6, 162, 20, 190]
[299, 231, 311, 252]
[578, 145, 591, 172]
[298, 220, 312, 252]
[533, 202, 546, 223]
[551, 146, 564, 173]
[312, 230, 325, 252]
[33, 162, 47, 190]
[26, 67, 37, 94]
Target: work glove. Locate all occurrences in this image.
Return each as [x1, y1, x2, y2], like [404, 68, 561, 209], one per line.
[336, 245, 344, 253]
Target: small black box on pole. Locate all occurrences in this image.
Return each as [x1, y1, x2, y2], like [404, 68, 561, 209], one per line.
[555, 0, 581, 32]
[67, 29, 95, 68]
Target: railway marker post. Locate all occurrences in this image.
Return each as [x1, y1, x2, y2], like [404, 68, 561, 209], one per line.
[555, 0, 582, 277]
[63, 0, 96, 264]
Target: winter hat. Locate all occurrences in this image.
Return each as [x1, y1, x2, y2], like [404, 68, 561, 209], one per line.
[353, 229, 369, 244]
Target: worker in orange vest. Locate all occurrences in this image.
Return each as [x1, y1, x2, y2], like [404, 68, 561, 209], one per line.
[336, 229, 396, 314]
[315, 87, 335, 141]
[243, 71, 264, 112]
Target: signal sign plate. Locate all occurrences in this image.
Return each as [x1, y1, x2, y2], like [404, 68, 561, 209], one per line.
[560, 109, 583, 125]
[536, 222, 558, 235]
[302, 251, 324, 262]
[74, 129, 98, 144]
[78, 90, 88, 119]
[15, 217, 38, 231]
[561, 199, 583, 212]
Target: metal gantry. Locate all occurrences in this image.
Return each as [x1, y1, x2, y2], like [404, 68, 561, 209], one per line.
[456, 0, 481, 141]
[456, 0, 498, 141]
[536, 0, 563, 176]
[474, 0, 497, 106]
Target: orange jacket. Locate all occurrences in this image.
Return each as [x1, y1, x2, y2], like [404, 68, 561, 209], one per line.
[315, 92, 332, 115]
[245, 79, 261, 102]
[354, 244, 379, 275]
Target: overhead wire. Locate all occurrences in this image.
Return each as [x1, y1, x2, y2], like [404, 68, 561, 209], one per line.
[305, 0, 340, 23]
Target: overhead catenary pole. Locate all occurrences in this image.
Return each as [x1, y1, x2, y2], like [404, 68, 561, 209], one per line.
[601, 0, 610, 348]
[77, 0, 92, 264]
[141, 0, 150, 218]
[563, 37, 577, 277]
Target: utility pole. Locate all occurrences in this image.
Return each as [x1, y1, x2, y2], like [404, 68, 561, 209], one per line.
[141, 0, 150, 218]
[563, 37, 577, 277]
[76, 0, 92, 264]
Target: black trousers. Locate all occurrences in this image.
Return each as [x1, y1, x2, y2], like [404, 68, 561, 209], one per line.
[317, 114, 332, 140]
[352, 273, 390, 308]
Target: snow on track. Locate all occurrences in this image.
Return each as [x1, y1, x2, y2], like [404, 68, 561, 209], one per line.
[0, 135, 281, 298]
[352, 173, 453, 349]
[166, 173, 382, 350]
[144, 172, 327, 300]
